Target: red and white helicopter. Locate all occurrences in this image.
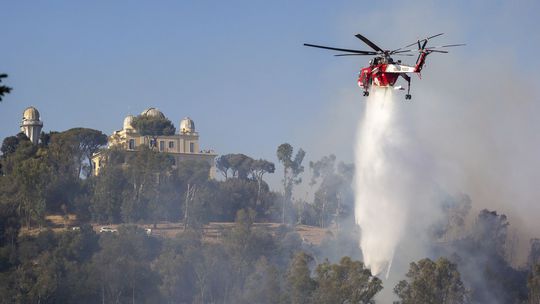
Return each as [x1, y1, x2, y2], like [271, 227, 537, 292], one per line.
[304, 33, 464, 99]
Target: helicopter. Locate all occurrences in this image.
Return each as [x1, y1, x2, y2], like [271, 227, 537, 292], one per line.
[304, 33, 464, 99]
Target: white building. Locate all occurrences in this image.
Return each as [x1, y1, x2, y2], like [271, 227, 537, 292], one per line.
[93, 107, 216, 176]
[20, 106, 43, 145]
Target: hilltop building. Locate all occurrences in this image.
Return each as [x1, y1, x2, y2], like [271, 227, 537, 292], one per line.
[92, 107, 216, 176]
[20, 106, 43, 145]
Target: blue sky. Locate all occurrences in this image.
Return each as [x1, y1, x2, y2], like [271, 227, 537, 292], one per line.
[2, 1, 539, 187]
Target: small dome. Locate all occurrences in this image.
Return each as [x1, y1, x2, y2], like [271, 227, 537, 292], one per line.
[180, 117, 195, 133]
[123, 115, 134, 130]
[141, 107, 165, 119]
[23, 106, 40, 121]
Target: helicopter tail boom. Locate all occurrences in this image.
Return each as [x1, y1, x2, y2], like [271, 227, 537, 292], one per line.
[414, 51, 429, 73]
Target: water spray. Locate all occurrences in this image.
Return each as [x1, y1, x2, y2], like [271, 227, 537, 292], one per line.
[354, 88, 398, 277]
[354, 86, 436, 280]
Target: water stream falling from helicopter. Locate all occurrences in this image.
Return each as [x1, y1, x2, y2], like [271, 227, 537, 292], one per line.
[354, 88, 400, 277]
[354, 87, 437, 278]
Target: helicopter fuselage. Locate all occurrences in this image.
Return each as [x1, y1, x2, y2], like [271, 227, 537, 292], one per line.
[357, 63, 414, 89]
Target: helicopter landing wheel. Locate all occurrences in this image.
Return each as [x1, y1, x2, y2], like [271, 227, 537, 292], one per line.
[405, 94, 412, 100]
[363, 91, 369, 96]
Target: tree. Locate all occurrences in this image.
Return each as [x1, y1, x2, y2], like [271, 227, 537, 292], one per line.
[313, 256, 382, 304]
[0, 74, 12, 102]
[148, 172, 185, 225]
[131, 115, 175, 149]
[155, 231, 201, 303]
[217, 208, 277, 301]
[447, 209, 528, 303]
[249, 159, 275, 206]
[228, 154, 253, 179]
[121, 147, 173, 223]
[310, 155, 337, 228]
[35, 132, 89, 214]
[39, 131, 53, 148]
[394, 257, 468, 304]
[0, 136, 52, 228]
[89, 225, 161, 304]
[177, 160, 211, 229]
[277, 143, 305, 224]
[472, 209, 509, 257]
[2, 227, 100, 303]
[309, 155, 354, 229]
[1, 133, 31, 165]
[528, 264, 540, 304]
[1, 134, 26, 157]
[529, 239, 540, 269]
[213, 179, 258, 221]
[287, 252, 316, 304]
[432, 194, 472, 241]
[216, 154, 253, 179]
[216, 154, 232, 179]
[0, 199, 20, 248]
[241, 257, 281, 304]
[13, 157, 51, 228]
[225, 208, 275, 266]
[63, 128, 107, 178]
[0, 179, 21, 274]
[47, 132, 82, 179]
[91, 164, 127, 224]
[15, 251, 62, 303]
[213, 153, 276, 220]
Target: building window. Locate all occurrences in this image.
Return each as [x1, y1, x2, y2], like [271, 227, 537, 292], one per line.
[128, 139, 135, 150]
[190, 142, 194, 153]
[159, 141, 165, 152]
[169, 141, 174, 149]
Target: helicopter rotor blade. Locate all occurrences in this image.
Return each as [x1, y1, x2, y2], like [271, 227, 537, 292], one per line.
[304, 43, 377, 55]
[354, 34, 384, 52]
[425, 32, 445, 40]
[334, 53, 375, 57]
[334, 52, 413, 57]
[391, 50, 413, 54]
[390, 44, 464, 54]
[426, 43, 466, 49]
[427, 50, 449, 53]
[391, 33, 445, 52]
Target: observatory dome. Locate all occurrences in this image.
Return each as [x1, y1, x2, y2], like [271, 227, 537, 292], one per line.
[141, 107, 165, 119]
[23, 106, 40, 121]
[180, 117, 195, 133]
[123, 115, 135, 130]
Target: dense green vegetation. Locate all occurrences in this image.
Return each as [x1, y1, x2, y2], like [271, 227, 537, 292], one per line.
[0, 126, 539, 303]
[131, 114, 176, 150]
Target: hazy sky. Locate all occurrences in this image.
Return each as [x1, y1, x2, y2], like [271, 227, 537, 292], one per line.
[2, 1, 539, 189]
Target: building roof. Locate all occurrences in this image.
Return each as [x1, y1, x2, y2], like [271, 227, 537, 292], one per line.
[141, 107, 165, 119]
[180, 117, 195, 133]
[22, 106, 40, 121]
[123, 115, 135, 130]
